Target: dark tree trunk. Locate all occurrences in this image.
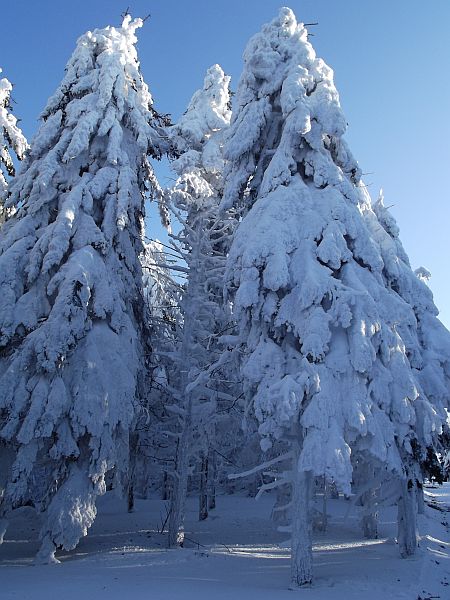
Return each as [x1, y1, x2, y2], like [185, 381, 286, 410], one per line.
[208, 449, 216, 510]
[397, 477, 418, 557]
[199, 455, 209, 521]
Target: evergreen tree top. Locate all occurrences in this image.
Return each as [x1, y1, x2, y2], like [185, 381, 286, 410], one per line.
[173, 64, 231, 149]
[4, 14, 168, 217]
[221, 7, 359, 212]
[168, 64, 231, 211]
[0, 69, 28, 200]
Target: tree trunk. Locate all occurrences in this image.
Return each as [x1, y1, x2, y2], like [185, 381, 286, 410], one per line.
[248, 474, 260, 498]
[162, 471, 169, 500]
[361, 466, 379, 539]
[207, 449, 216, 510]
[127, 484, 134, 513]
[0, 518, 8, 544]
[416, 480, 425, 515]
[397, 477, 418, 557]
[168, 404, 192, 547]
[35, 534, 60, 564]
[199, 455, 208, 521]
[127, 432, 138, 513]
[168, 224, 203, 547]
[321, 476, 328, 532]
[273, 483, 290, 526]
[290, 460, 313, 587]
[329, 479, 339, 499]
[362, 509, 378, 539]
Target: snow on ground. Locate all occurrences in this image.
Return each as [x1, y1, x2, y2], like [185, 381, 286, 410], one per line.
[1, 484, 449, 599]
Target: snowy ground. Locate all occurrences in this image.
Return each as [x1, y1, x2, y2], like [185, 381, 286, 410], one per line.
[1, 484, 449, 599]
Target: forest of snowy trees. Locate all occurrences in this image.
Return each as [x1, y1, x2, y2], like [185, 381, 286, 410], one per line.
[1, 7, 450, 590]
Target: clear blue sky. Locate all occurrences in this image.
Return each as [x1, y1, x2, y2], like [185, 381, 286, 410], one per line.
[1, 1, 449, 325]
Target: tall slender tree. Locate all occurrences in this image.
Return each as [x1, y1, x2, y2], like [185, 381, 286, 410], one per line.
[0, 68, 28, 222]
[163, 64, 238, 545]
[222, 8, 450, 586]
[0, 15, 169, 562]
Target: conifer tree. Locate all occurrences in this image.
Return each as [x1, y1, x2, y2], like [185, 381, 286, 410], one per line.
[361, 188, 450, 550]
[0, 68, 28, 222]
[0, 15, 169, 562]
[163, 64, 237, 545]
[222, 8, 450, 585]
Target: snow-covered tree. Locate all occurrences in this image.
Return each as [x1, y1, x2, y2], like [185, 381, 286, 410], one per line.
[369, 189, 450, 441]
[0, 15, 169, 562]
[361, 188, 450, 545]
[0, 68, 28, 221]
[163, 64, 240, 545]
[222, 8, 450, 585]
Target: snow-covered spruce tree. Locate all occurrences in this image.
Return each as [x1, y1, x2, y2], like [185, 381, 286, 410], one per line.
[0, 68, 28, 222]
[0, 16, 170, 561]
[369, 189, 450, 443]
[360, 188, 450, 542]
[222, 8, 449, 585]
[163, 64, 239, 545]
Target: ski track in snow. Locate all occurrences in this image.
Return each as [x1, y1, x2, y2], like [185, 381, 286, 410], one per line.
[1, 484, 449, 599]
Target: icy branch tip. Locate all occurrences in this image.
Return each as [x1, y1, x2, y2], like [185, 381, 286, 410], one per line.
[121, 14, 144, 33]
[415, 267, 431, 282]
[278, 7, 297, 26]
[207, 64, 225, 78]
[204, 64, 227, 88]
